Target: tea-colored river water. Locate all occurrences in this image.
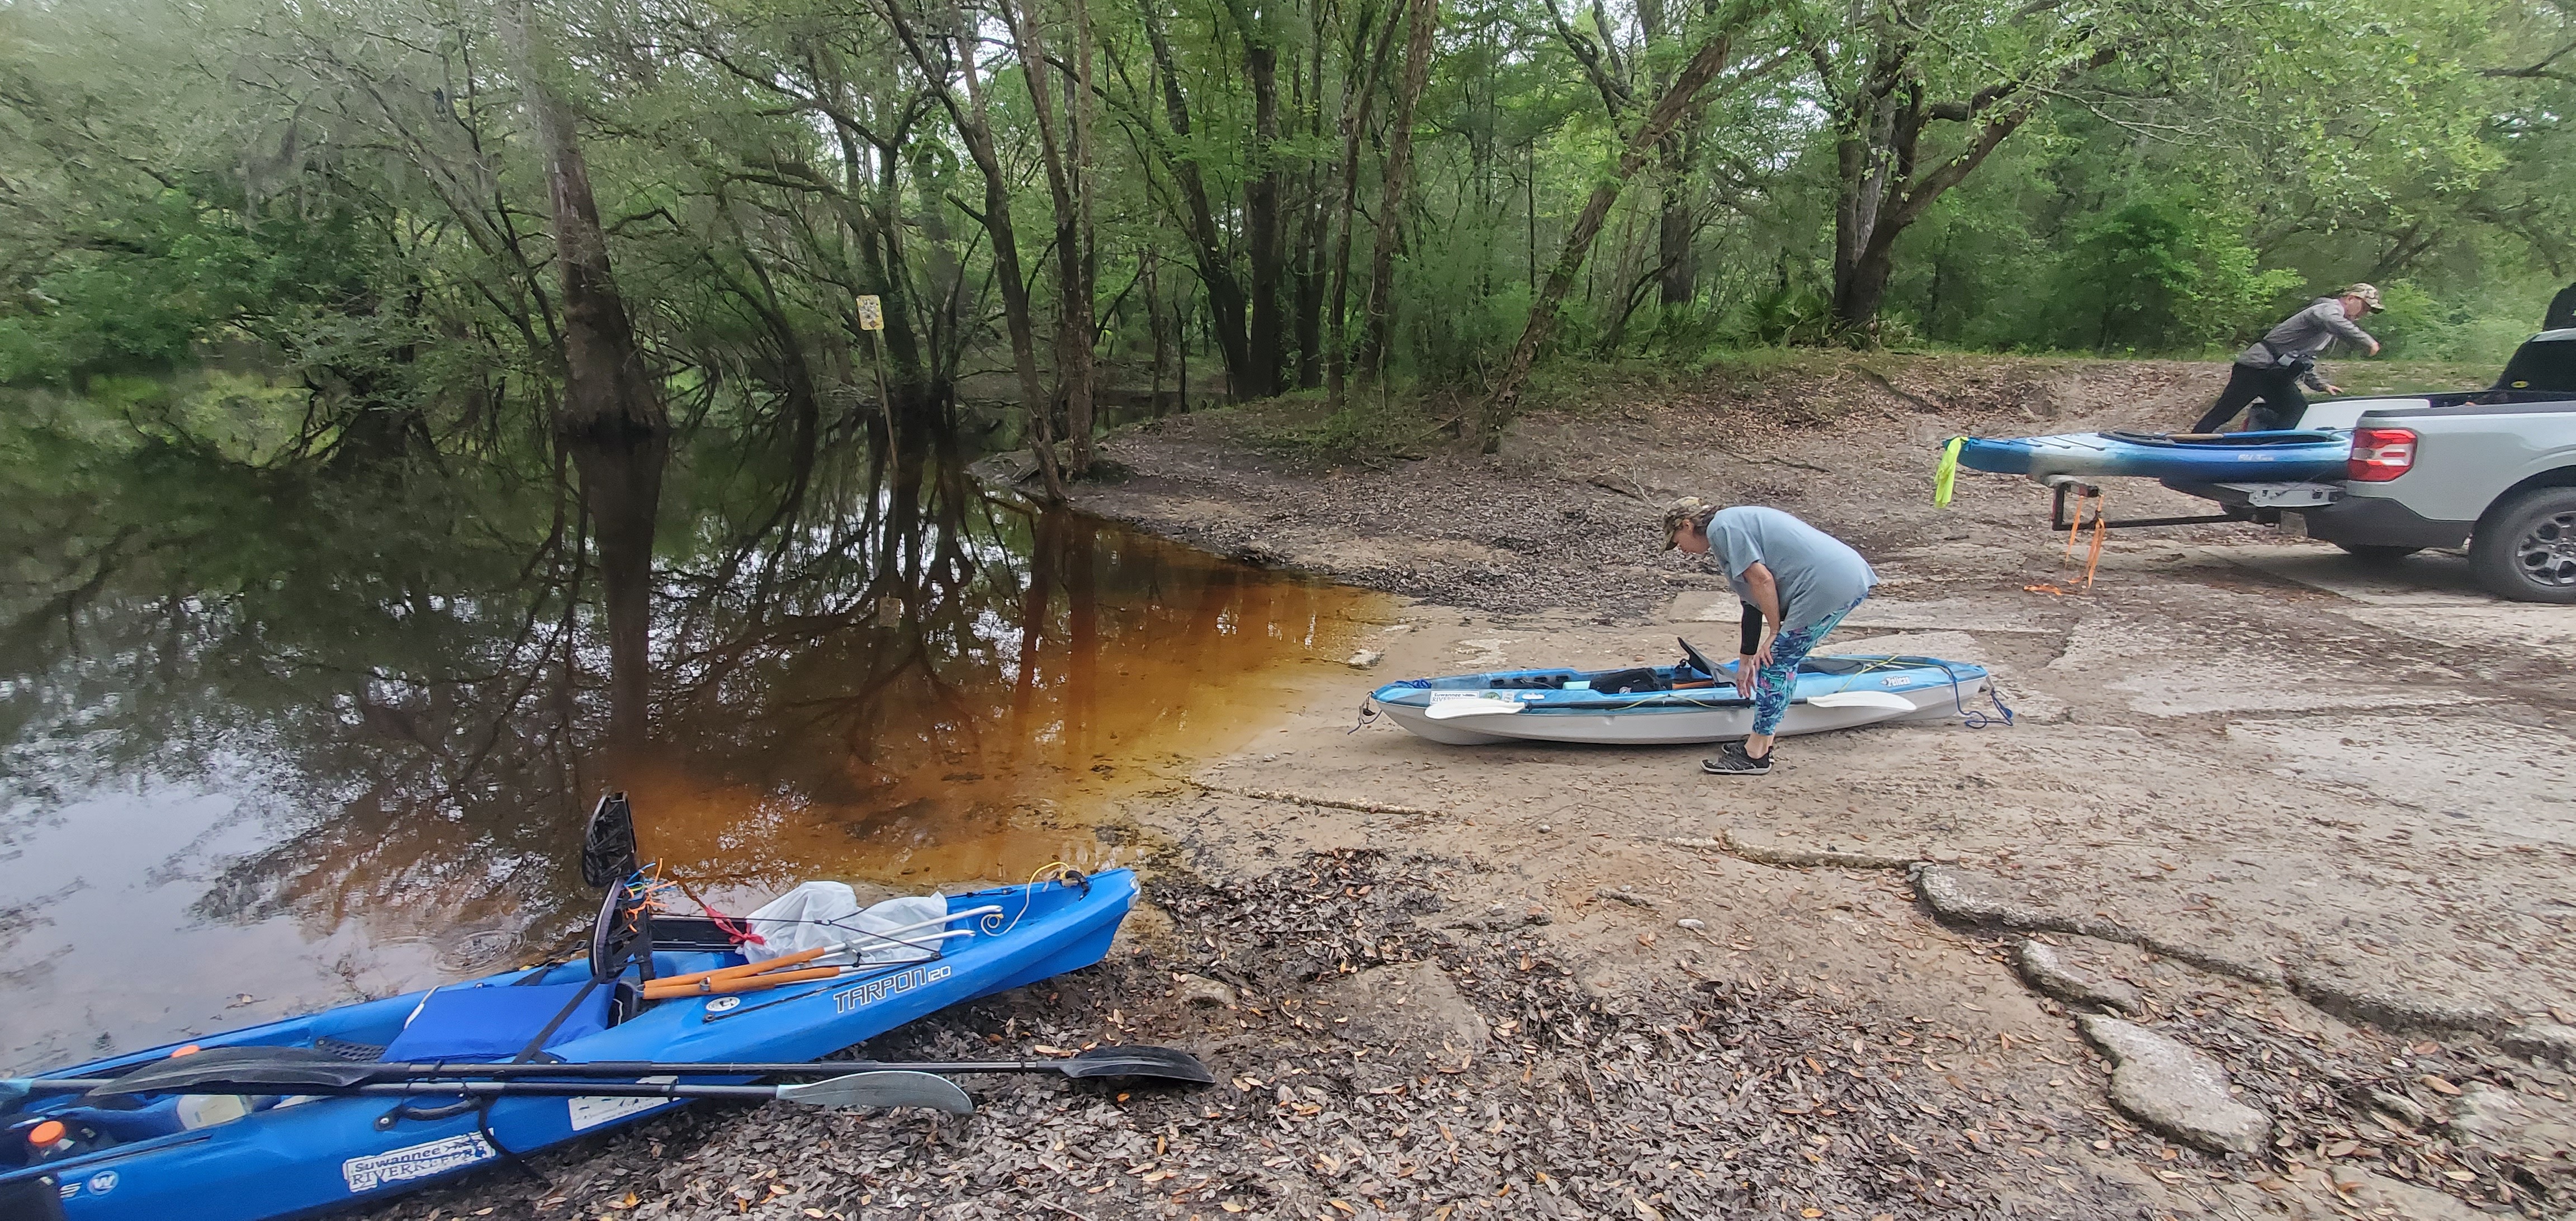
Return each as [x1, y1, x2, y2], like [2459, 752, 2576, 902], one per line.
[0, 431, 1376, 1072]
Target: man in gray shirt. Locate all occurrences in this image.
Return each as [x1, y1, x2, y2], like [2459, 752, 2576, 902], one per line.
[1662, 499, 1879, 776]
[2190, 285, 2382, 433]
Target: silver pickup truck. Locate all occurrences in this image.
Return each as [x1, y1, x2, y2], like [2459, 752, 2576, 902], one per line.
[2174, 329, 2576, 603]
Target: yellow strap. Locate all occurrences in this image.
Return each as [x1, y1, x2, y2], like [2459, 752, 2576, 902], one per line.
[1933, 437, 1964, 507]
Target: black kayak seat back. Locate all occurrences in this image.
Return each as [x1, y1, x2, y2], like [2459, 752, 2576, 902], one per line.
[377, 981, 612, 1063]
[1590, 668, 1665, 695]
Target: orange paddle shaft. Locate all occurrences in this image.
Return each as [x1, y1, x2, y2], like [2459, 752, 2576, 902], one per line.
[639, 964, 841, 999]
[642, 946, 828, 991]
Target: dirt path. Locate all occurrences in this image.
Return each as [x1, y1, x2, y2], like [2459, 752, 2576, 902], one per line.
[372, 356, 2572, 1220]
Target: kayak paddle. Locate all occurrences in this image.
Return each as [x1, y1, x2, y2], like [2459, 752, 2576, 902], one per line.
[6, 1067, 969, 1115]
[20, 1044, 1213, 1097]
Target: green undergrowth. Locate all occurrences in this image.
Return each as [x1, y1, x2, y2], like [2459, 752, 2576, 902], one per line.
[1182, 345, 2536, 465]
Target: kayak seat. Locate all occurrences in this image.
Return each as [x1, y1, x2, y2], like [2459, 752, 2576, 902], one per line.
[378, 981, 612, 1063]
[1592, 668, 1665, 695]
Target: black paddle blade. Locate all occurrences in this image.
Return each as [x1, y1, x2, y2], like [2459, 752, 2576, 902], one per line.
[581, 791, 640, 888]
[1058, 1045, 1216, 1085]
[92, 1046, 382, 1096]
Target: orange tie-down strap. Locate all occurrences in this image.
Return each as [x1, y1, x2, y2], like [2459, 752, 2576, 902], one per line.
[2027, 488, 2108, 595]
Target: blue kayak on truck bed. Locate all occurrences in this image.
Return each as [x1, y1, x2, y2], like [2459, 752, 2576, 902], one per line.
[1952, 428, 2352, 482]
[0, 796, 1135, 1221]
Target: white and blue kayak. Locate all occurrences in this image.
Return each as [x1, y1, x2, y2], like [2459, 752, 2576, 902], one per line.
[1951, 428, 2351, 482]
[1365, 642, 1997, 746]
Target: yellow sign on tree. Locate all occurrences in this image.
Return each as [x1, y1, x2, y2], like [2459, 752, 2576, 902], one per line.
[855, 295, 884, 332]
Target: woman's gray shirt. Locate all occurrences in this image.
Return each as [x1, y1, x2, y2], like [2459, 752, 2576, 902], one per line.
[1702, 506, 1879, 631]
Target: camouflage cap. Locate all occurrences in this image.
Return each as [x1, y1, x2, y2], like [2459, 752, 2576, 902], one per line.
[1661, 496, 1713, 550]
[2342, 283, 2383, 312]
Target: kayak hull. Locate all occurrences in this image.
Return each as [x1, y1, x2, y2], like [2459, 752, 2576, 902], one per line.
[4, 869, 1135, 1221]
[1368, 656, 1991, 747]
[1955, 429, 2350, 482]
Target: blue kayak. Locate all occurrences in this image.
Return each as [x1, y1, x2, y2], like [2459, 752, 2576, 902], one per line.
[1952, 428, 2351, 482]
[1, 798, 1135, 1221]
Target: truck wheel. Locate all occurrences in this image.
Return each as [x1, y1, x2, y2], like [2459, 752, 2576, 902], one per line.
[2470, 487, 2576, 603]
[2333, 543, 2421, 562]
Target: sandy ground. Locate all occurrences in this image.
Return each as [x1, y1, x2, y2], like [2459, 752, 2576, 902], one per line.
[370, 357, 2573, 1220]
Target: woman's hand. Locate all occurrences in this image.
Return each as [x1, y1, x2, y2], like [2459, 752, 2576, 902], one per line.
[1732, 655, 1756, 698]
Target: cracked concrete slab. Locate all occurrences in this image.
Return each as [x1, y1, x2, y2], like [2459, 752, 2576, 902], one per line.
[2447, 1081, 2576, 1164]
[1712, 825, 1919, 869]
[2015, 940, 2143, 1014]
[2122, 542, 2576, 651]
[2047, 610, 2485, 717]
[2078, 1014, 2272, 1154]
[2501, 1022, 2576, 1066]
[2204, 543, 2487, 603]
[2223, 714, 2576, 844]
[1831, 597, 2066, 636]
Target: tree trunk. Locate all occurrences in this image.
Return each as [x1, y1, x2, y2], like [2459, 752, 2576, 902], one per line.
[1244, 37, 1285, 399]
[1480, 33, 1745, 443]
[1069, 0, 1102, 460]
[1356, 0, 1438, 380]
[1832, 236, 1901, 334]
[1656, 163, 1694, 306]
[1146, 247, 1168, 413]
[1822, 41, 2115, 335]
[1326, 0, 1398, 409]
[1633, 0, 1694, 310]
[1292, 31, 1327, 390]
[1139, 0, 1257, 399]
[1293, 208, 1323, 388]
[499, 0, 667, 440]
[884, 0, 1068, 499]
[999, 0, 1097, 475]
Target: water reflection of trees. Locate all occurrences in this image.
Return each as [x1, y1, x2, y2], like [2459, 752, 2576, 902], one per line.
[0, 419, 1351, 948]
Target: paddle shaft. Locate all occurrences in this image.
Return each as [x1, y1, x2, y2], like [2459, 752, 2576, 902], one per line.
[335, 1058, 1111, 1078]
[638, 964, 841, 999]
[643, 945, 828, 991]
[13, 1054, 1192, 1097]
[15, 1077, 816, 1102]
[317, 1058, 1105, 1078]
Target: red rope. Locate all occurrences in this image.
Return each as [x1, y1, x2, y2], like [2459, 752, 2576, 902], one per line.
[670, 875, 766, 947]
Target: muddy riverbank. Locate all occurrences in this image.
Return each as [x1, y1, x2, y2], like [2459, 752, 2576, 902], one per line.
[372, 354, 2572, 1220]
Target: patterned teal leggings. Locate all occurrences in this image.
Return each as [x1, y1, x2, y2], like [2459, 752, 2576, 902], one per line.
[1749, 595, 1867, 736]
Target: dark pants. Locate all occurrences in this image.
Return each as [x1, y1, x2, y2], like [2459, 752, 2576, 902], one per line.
[2193, 363, 2307, 433]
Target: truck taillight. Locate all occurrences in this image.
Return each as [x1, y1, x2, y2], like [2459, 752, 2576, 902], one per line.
[2348, 427, 2417, 482]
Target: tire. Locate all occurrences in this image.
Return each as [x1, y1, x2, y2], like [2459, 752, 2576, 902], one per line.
[2469, 486, 2576, 603]
[2333, 542, 2421, 562]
